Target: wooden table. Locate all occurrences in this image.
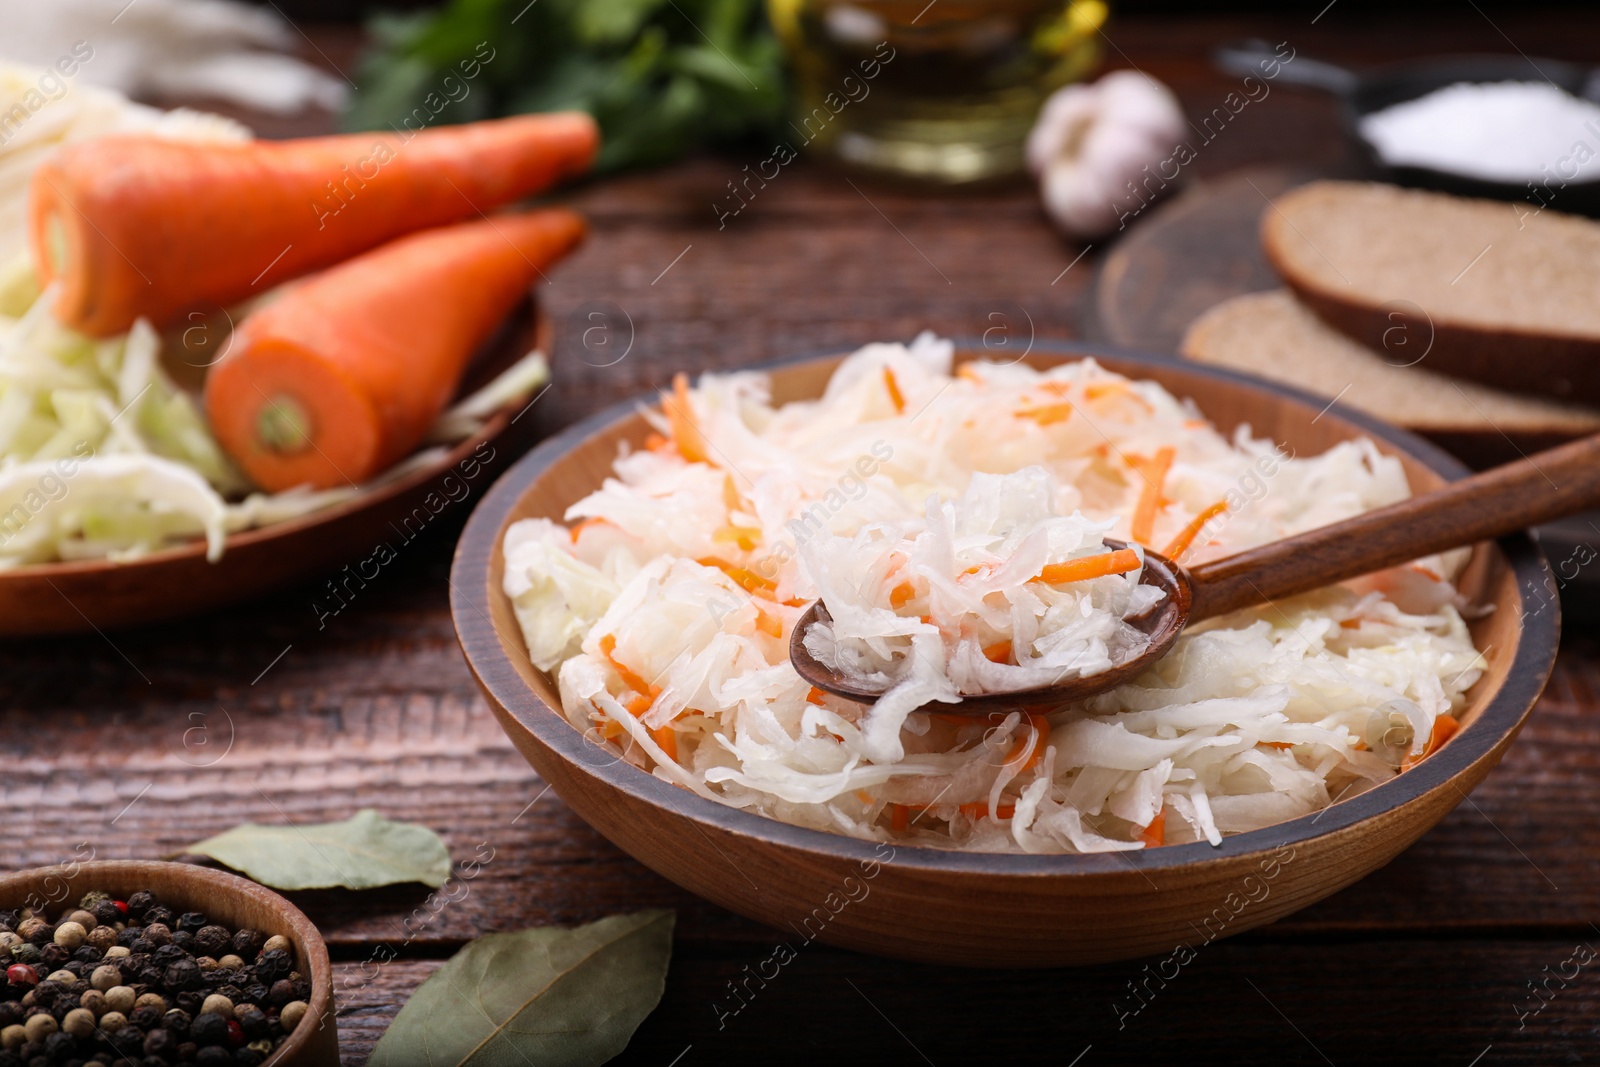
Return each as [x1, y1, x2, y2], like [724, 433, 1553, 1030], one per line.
[6, 11, 1599, 1064]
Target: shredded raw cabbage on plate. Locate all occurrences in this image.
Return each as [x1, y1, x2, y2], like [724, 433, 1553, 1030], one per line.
[503, 334, 1486, 853]
[0, 279, 548, 567]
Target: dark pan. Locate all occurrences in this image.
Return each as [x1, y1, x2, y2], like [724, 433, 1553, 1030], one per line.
[1215, 40, 1600, 215]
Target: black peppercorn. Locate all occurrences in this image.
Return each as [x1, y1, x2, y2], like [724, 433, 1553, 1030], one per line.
[175, 916, 205, 937]
[0, 1003, 20, 1026]
[191, 930, 228, 960]
[171, 932, 195, 955]
[264, 983, 293, 1010]
[230, 1008, 264, 1041]
[129, 939, 155, 957]
[0, 913, 17, 933]
[29, 984, 57, 1008]
[0, 1052, 18, 1067]
[136, 968, 163, 989]
[87, 905, 116, 932]
[142, 910, 173, 931]
[194, 1048, 229, 1067]
[163, 961, 200, 993]
[174, 1043, 197, 1064]
[129, 1006, 160, 1031]
[152, 946, 184, 966]
[141, 1029, 174, 1059]
[125, 894, 155, 920]
[67, 950, 95, 969]
[231, 1050, 261, 1067]
[250, 952, 289, 985]
[227, 932, 261, 963]
[238, 987, 266, 1011]
[114, 930, 138, 950]
[174, 992, 203, 1016]
[41, 1032, 73, 1061]
[188, 1014, 227, 1048]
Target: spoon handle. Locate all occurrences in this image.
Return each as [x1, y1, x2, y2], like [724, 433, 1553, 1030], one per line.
[1186, 433, 1600, 622]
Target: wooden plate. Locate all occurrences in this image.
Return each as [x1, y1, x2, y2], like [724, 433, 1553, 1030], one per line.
[451, 343, 1556, 967]
[0, 860, 337, 1065]
[0, 300, 549, 636]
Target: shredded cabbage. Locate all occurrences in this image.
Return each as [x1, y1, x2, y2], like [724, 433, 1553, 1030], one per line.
[801, 468, 1161, 702]
[504, 334, 1486, 853]
[0, 282, 549, 565]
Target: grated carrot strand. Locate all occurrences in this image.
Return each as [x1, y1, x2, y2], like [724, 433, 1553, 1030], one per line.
[1032, 547, 1142, 586]
[1129, 446, 1176, 546]
[1161, 499, 1228, 561]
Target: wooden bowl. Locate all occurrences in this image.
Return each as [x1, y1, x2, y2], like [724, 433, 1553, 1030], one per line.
[0, 860, 337, 1065]
[451, 343, 1558, 967]
[0, 301, 550, 636]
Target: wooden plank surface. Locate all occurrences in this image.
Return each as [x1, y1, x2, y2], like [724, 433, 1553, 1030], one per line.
[4, 11, 1600, 1064]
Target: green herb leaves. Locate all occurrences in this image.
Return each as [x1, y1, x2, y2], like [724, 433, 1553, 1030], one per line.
[184, 809, 452, 891]
[343, 0, 787, 172]
[370, 911, 675, 1066]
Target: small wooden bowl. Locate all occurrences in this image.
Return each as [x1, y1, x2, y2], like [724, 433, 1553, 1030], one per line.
[451, 344, 1558, 967]
[0, 861, 337, 1065]
[0, 300, 549, 636]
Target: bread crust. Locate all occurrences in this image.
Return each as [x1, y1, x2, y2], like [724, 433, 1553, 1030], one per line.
[1181, 290, 1600, 468]
[1260, 183, 1600, 406]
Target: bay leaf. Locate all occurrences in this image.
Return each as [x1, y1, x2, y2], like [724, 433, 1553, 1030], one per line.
[370, 910, 675, 1067]
[183, 809, 451, 890]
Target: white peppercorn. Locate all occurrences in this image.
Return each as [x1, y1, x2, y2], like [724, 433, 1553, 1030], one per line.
[279, 1001, 308, 1031]
[105, 985, 136, 1013]
[23, 1012, 57, 1041]
[51, 921, 85, 950]
[200, 994, 234, 1019]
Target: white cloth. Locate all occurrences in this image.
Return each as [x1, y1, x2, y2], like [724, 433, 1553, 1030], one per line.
[0, 0, 347, 115]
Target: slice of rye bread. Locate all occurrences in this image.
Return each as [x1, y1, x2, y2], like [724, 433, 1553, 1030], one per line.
[1181, 290, 1600, 468]
[1261, 180, 1600, 406]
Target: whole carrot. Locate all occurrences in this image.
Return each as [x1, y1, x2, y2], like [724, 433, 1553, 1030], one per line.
[203, 209, 585, 492]
[29, 112, 598, 336]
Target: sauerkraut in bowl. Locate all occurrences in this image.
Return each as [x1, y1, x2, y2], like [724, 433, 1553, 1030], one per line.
[501, 335, 1485, 854]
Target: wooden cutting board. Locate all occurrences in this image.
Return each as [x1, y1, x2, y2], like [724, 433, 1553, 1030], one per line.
[1084, 166, 1600, 618]
[1085, 166, 1318, 354]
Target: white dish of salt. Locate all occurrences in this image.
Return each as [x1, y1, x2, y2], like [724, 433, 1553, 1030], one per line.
[1359, 81, 1600, 185]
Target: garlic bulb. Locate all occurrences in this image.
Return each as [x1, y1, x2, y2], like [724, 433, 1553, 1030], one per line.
[1026, 71, 1188, 239]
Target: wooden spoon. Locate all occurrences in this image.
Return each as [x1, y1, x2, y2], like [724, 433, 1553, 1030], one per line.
[791, 433, 1600, 714]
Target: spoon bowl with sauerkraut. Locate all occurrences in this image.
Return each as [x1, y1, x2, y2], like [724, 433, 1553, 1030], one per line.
[454, 338, 1555, 966]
